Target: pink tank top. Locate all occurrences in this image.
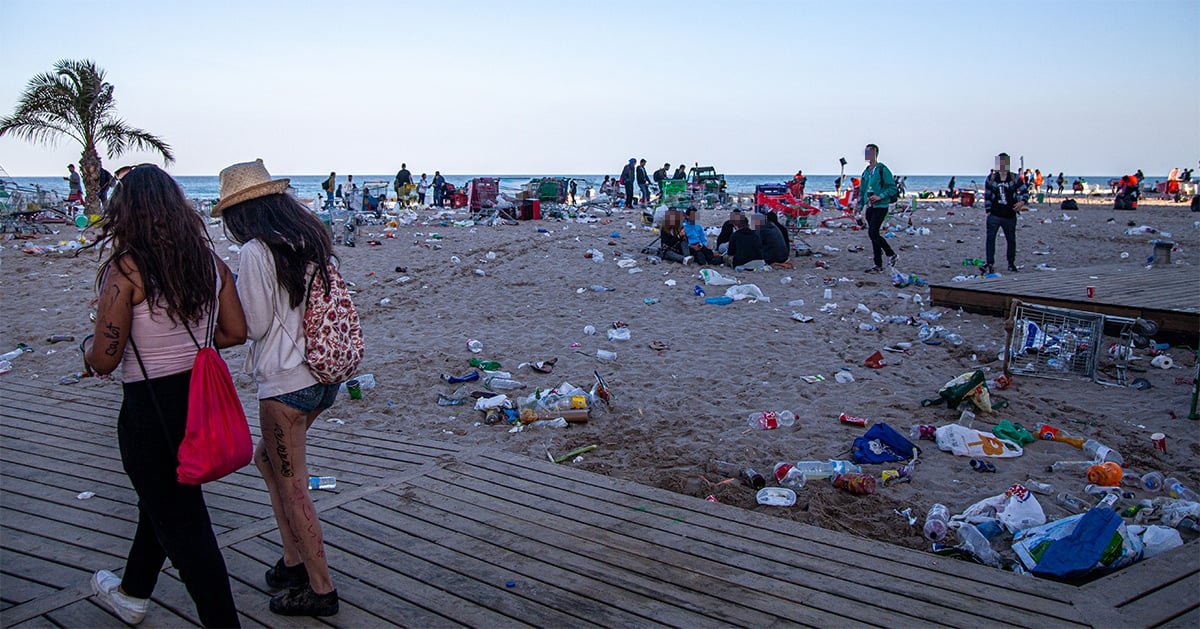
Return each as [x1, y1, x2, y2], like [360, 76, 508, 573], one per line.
[122, 270, 222, 382]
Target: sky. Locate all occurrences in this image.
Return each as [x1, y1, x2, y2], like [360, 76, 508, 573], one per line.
[1, 0, 1197, 177]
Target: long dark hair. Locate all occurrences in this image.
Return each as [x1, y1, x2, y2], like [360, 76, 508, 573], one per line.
[221, 193, 334, 309]
[91, 164, 215, 325]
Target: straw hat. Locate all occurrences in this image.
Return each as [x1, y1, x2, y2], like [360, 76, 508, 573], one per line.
[210, 159, 290, 217]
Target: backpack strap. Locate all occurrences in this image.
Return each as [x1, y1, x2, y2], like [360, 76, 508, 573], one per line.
[127, 336, 182, 451]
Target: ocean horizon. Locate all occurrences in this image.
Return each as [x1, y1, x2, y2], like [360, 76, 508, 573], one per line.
[5, 172, 1141, 202]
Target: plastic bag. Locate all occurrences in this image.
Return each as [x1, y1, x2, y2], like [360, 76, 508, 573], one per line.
[1131, 525, 1183, 559]
[724, 284, 770, 302]
[700, 268, 738, 285]
[921, 370, 1002, 412]
[935, 424, 1023, 458]
[992, 420, 1036, 446]
[1011, 510, 1141, 576]
[852, 423, 920, 464]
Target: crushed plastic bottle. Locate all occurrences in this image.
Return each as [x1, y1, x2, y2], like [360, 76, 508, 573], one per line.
[748, 410, 796, 430]
[1056, 492, 1091, 513]
[955, 521, 1000, 567]
[1023, 479, 1055, 495]
[1082, 439, 1124, 465]
[484, 376, 526, 391]
[773, 462, 807, 489]
[467, 339, 484, 353]
[309, 476, 336, 490]
[1140, 471, 1165, 493]
[1163, 477, 1200, 502]
[785, 459, 862, 480]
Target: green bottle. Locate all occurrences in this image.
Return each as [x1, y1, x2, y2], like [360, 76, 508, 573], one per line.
[469, 357, 502, 371]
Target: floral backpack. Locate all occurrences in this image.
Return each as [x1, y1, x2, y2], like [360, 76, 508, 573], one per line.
[304, 261, 364, 384]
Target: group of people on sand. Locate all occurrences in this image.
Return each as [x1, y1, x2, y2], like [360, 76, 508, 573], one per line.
[656, 206, 793, 269]
[83, 160, 343, 625]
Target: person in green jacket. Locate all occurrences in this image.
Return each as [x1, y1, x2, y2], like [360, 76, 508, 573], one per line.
[856, 143, 899, 273]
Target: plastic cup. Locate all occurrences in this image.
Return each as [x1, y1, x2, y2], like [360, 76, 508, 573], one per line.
[823, 288, 833, 299]
[1086, 286, 1095, 299]
[1151, 432, 1166, 453]
[596, 349, 616, 363]
[345, 379, 363, 400]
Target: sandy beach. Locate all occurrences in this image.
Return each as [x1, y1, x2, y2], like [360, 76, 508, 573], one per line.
[2, 192, 1197, 564]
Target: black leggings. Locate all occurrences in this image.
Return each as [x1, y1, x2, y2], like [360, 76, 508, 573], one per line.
[118, 373, 240, 628]
[865, 207, 894, 266]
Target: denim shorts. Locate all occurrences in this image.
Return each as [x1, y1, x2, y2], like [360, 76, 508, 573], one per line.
[269, 383, 340, 413]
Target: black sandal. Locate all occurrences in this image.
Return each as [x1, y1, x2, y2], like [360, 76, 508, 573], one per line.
[265, 558, 309, 591]
[270, 584, 339, 617]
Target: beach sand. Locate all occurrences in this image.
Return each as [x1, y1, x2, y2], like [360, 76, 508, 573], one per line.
[3, 193, 1197, 562]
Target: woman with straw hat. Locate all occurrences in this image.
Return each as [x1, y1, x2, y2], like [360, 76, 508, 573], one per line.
[83, 164, 246, 627]
[212, 159, 341, 617]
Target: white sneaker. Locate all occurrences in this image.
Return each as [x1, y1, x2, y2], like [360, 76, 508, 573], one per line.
[92, 570, 148, 625]
[682, 256, 693, 266]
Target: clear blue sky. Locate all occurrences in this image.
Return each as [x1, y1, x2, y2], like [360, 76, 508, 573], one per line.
[2, 0, 1197, 176]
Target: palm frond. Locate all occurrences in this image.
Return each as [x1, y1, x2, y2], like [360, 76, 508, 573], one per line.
[98, 121, 175, 164]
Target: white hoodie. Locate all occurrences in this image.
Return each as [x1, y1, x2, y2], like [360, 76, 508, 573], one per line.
[236, 239, 318, 399]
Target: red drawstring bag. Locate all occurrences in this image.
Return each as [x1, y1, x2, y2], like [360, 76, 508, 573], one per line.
[177, 345, 252, 484]
[128, 262, 251, 485]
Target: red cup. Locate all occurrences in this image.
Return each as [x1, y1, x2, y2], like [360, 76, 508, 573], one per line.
[1086, 286, 1095, 299]
[1151, 432, 1166, 453]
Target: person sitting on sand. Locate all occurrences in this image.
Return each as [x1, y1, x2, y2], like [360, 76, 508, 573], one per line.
[682, 207, 720, 266]
[714, 209, 743, 255]
[765, 210, 791, 253]
[656, 209, 686, 263]
[726, 215, 763, 268]
[756, 212, 789, 265]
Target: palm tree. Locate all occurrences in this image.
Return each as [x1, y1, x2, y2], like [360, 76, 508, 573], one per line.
[0, 59, 173, 214]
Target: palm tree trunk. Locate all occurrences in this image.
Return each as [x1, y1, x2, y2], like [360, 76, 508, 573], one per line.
[80, 146, 102, 215]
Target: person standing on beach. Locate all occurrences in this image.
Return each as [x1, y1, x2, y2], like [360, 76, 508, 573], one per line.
[417, 174, 429, 205]
[856, 143, 899, 273]
[83, 164, 246, 627]
[432, 171, 446, 207]
[947, 176, 956, 198]
[321, 172, 335, 209]
[1056, 172, 1065, 195]
[620, 158, 636, 208]
[65, 163, 83, 202]
[981, 152, 1029, 275]
[394, 163, 412, 200]
[636, 159, 651, 206]
[653, 163, 669, 191]
[212, 159, 343, 617]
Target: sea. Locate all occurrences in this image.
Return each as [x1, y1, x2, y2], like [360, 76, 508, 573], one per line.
[4, 173, 1126, 203]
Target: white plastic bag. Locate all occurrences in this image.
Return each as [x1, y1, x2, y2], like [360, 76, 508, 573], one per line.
[934, 424, 1023, 458]
[725, 284, 770, 302]
[700, 268, 738, 285]
[1132, 525, 1183, 559]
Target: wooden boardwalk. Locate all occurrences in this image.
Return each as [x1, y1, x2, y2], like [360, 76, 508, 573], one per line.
[2, 377, 1197, 628]
[928, 264, 1199, 343]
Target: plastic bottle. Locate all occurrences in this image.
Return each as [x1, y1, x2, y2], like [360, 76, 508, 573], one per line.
[1023, 479, 1056, 495]
[788, 459, 862, 480]
[747, 410, 796, 430]
[955, 522, 1000, 567]
[309, 476, 336, 490]
[1140, 471, 1165, 493]
[1049, 460, 1094, 473]
[943, 333, 964, 346]
[469, 357, 502, 371]
[910, 424, 937, 441]
[484, 376, 525, 391]
[773, 463, 807, 489]
[1084, 484, 1128, 498]
[467, 339, 483, 353]
[923, 504, 950, 541]
[1163, 477, 1200, 502]
[1056, 492, 1090, 513]
[0, 348, 24, 362]
[1082, 439, 1124, 465]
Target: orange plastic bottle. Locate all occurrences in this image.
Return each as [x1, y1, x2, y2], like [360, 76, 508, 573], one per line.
[1086, 461, 1123, 486]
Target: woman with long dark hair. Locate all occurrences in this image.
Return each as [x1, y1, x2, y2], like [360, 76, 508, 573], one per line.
[211, 159, 340, 617]
[83, 164, 246, 627]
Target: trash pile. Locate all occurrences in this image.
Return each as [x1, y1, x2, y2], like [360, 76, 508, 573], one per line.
[702, 365, 1198, 582]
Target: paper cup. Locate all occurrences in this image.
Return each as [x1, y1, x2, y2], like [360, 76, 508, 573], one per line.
[1151, 432, 1166, 453]
[1086, 286, 1095, 299]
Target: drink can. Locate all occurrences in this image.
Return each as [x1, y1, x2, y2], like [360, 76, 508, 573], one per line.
[838, 413, 868, 426]
[1086, 285, 1095, 299]
[345, 378, 363, 400]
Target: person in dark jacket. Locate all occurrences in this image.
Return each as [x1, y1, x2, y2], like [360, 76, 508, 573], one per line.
[652, 163, 669, 190]
[714, 209, 742, 255]
[673, 165, 686, 180]
[756, 212, 789, 264]
[635, 159, 651, 206]
[619, 159, 636, 208]
[726, 215, 762, 267]
[656, 209, 686, 263]
[765, 211, 791, 253]
[982, 152, 1029, 275]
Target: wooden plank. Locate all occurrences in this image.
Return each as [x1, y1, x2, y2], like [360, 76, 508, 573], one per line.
[0, 549, 94, 593]
[1080, 541, 1200, 603]
[411, 468, 1032, 628]
[1, 503, 131, 558]
[1156, 607, 1200, 629]
[223, 537, 392, 629]
[45, 599, 131, 628]
[0, 573, 58, 609]
[333, 498, 705, 628]
[319, 511, 610, 628]
[462, 451, 1086, 624]
[6, 615, 59, 628]
[1114, 572, 1200, 628]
